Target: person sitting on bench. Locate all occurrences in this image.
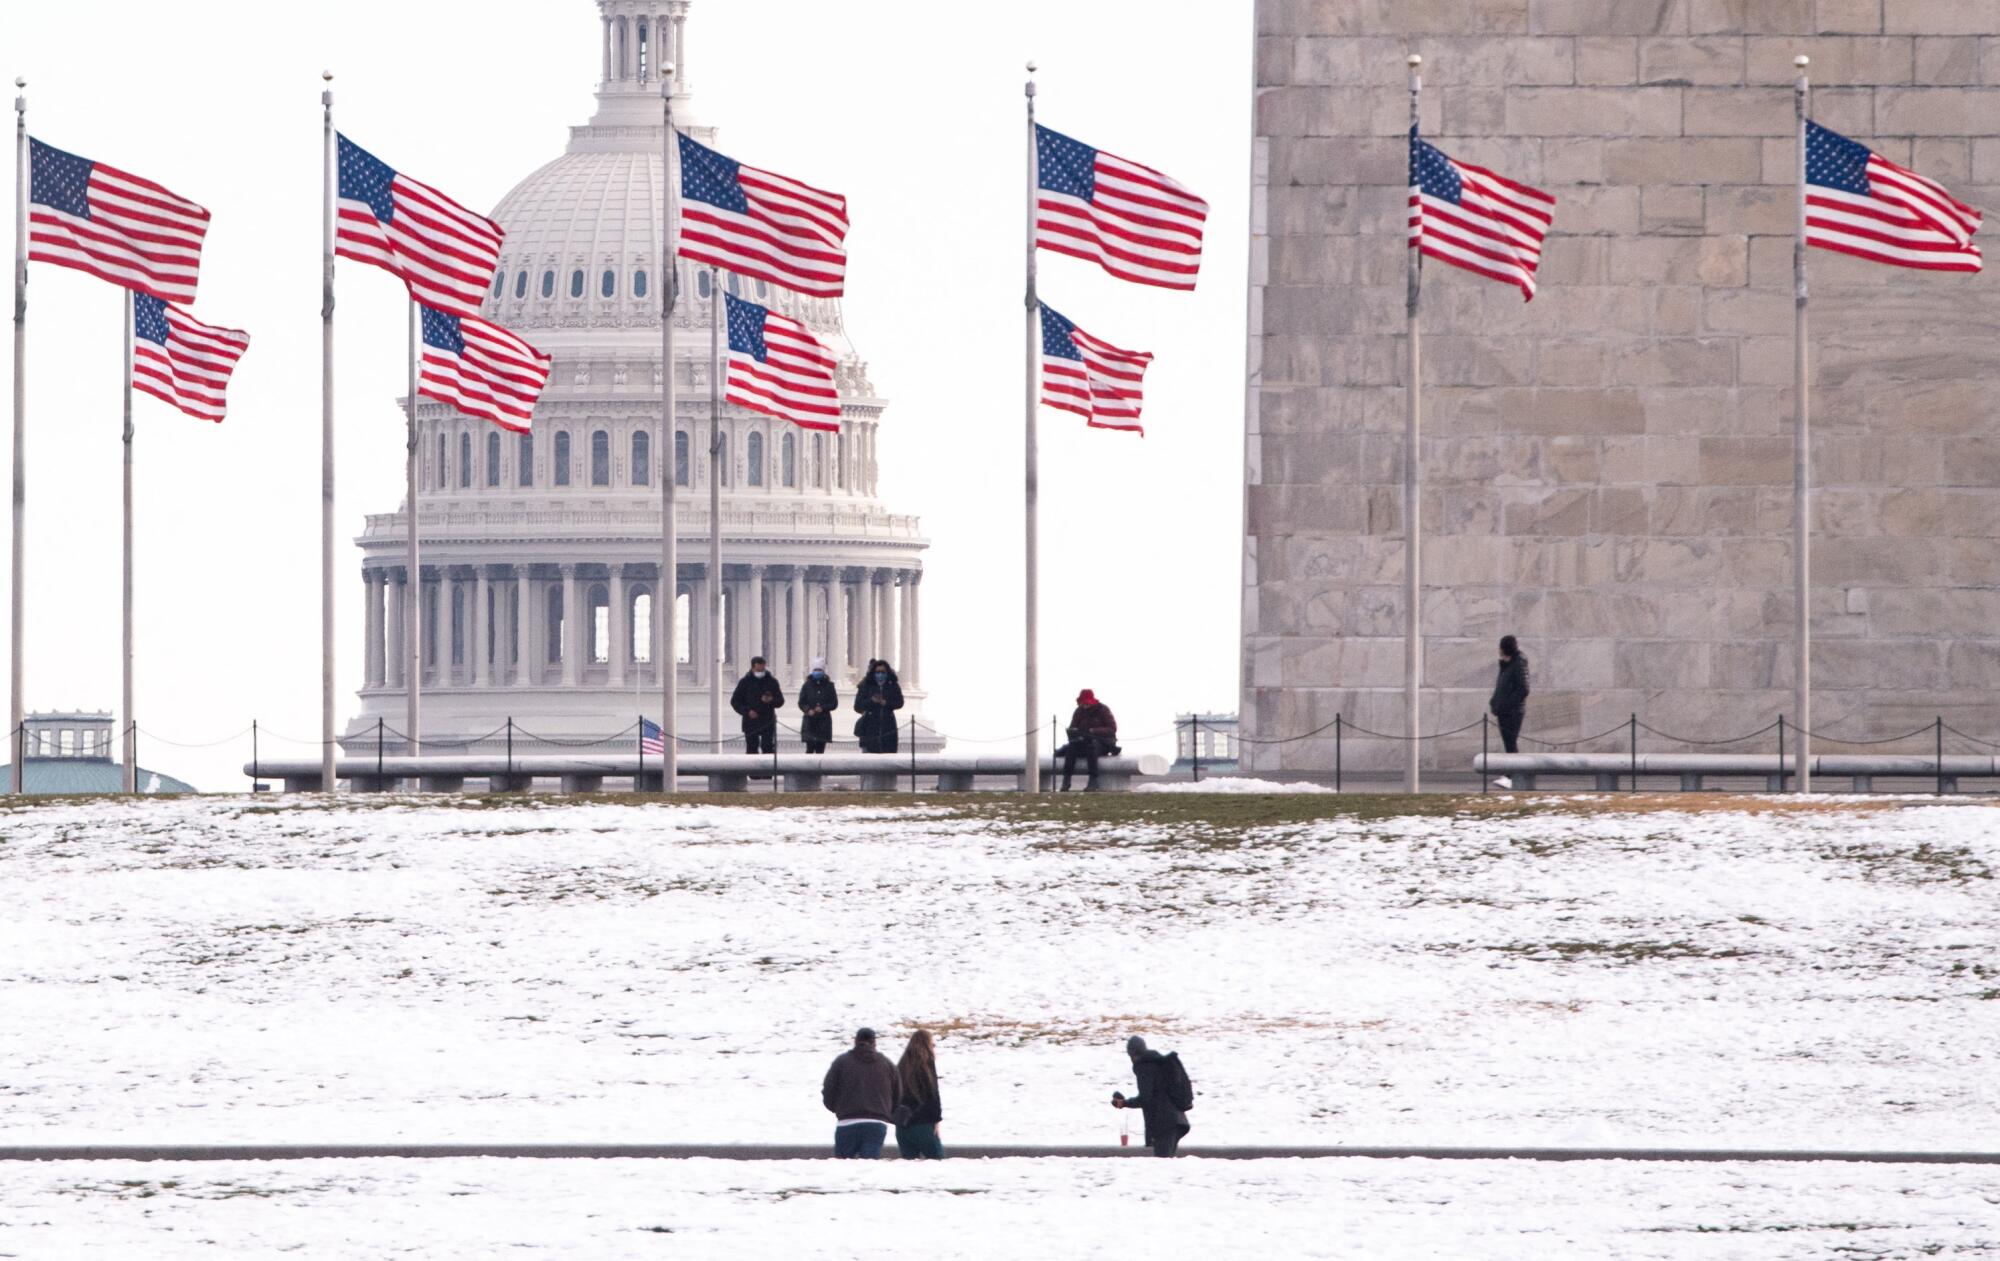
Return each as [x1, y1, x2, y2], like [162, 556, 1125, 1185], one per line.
[1059, 688, 1119, 791]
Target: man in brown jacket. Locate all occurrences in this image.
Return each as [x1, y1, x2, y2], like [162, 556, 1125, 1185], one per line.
[822, 1027, 901, 1158]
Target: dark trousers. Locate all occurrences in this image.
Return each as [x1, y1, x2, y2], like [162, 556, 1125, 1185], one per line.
[1495, 709, 1524, 754]
[1152, 1127, 1185, 1158]
[744, 729, 775, 755]
[1059, 739, 1101, 789]
[894, 1122, 944, 1160]
[804, 739, 828, 754]
[833, 1122, 886, 1159]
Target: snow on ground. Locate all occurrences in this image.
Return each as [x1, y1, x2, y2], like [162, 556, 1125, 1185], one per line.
[0, 795, 1995, 1152]
[1135, 776, 1334, 792]
[0, 1156, 1994, 1260]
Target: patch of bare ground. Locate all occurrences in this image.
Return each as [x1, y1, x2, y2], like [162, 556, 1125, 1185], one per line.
[903, 1014, 1349, 1047]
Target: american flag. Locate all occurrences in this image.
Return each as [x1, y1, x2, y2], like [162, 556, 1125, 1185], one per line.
[1034, 124, 1208, 291]
[417, 306, 550, 433]
[28, 138, 210, 304]
[723, 292, 841, 432]
[1409, 128, 1555, 301]
[131, 294, 249, 424]
[1806, 121, 1981, 272]
[640, 718, 666, 756]
[337, 134, 504, 318]
[677, 132, 848, 299]
[1039, 303, 1152, 434]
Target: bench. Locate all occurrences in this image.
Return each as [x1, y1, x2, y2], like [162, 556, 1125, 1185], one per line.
[1472, 752, 1997, 793]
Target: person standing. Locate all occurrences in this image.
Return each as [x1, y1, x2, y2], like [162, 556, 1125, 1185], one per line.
[1488, 635, 1531, 788]
[730, 656, 785, 755]
[1058, 688, 1118, 791]
[854, 660, 904, 754]
[892, 1029, 944, 1160]
[822, 1027, 900, 1159]
[797, 658, 839, 754]
[1110, 1035, 1191, 1157]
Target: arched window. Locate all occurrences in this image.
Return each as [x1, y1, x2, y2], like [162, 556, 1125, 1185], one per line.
[637, 19, 649, 80]
[747, 431, 765, 486]
[437, 432, 447, 489]
[601, 269, 616, 298]
[553, 431, 571, 486]
[696, 270, 712, 299]
[514, 270, 527, 299]
[518, 432, 534, 486]
[547, 585, 564, 663]
[486, 431, 500, 487]
[675, 589, 692, 664]
[632, 589, 653, 663]
[451, 583, 465, 665]
[726, 272, 740, 296]
[632, 430, 650, 486]
[570, 269, 584, 298]
[835, 432, 847, 489]
[782, 431, 797, 487]
[674, 431, 689, 486]
[459, 432, 472, 488]
[755, 278, 767, 299]
[590, 429, 610, 486]
[716, 431, 731, 487]
[492, 271, 505, 298]
[589, 582, 611, 664]
[634, 270, 648, 299]
[540, 270, 555, 299]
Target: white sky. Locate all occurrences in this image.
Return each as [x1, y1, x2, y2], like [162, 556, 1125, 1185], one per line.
[0, 0, 1252, 789]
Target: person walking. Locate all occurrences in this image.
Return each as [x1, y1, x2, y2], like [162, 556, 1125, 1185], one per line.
[797, 658, 839, 754]
[1488, 634, 1531, 788]
[730, 657, 786, 755]
[1058, 688, 1119, 791]
[822, 1027, 900, 1159]
[854, 660, 904, 754]
[1110, 1035, 1192, 1157]
[892, 1029, 945, 1160]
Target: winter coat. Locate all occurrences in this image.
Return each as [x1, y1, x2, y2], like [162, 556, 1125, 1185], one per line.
[897, 1062, 943, 1127]
[823, 1047, 901, 1123]
[730, 671, 786, 734]
[1066, 702, 1118, 750]
[797, 675, 840, 744]
[854, 669, 905, 753]
[1489, 654, 1531, 716]
[1126, 1050, 1191, 1149]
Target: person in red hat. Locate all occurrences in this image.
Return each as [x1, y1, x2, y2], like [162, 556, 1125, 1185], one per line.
[1059, 688, 1119, 791]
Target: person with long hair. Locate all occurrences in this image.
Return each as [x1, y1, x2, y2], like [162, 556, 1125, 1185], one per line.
[893, 1029, 944, 1159]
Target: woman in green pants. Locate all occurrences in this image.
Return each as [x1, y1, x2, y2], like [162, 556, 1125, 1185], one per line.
[894, 1030, 944, 1159]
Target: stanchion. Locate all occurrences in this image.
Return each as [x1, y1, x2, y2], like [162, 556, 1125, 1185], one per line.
[908, 713, 916, 794]
[774, 725, 781, 793]
[1191, 714, 1202, 783]
[1936, 715, 1944, 797]
[1334, 714, 1342, 794]
[375, 717, 383, 785]
[1777, 715, 1786, 791]
[506, 718, 514, 779]
[252, 719, 259, 784]
[636, 714, 644, 795]
[1629, 712, 1637, 792]
[1481, 714, 1488, 794]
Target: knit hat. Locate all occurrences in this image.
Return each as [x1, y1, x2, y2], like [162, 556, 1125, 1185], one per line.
[1078, 688, 1098, 706]
[856, 1027, 877, 1043]
[811, 657, 826, 671]
[1125, 1035, 1147, 1056]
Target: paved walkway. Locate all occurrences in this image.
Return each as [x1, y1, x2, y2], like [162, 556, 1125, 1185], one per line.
[0, 1143, 1992, 1164]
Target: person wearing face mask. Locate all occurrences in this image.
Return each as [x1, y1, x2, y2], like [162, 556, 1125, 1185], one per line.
[730, 656, 787, 755]
[853, 659, 904, 754]
[797, 658, 840, 754]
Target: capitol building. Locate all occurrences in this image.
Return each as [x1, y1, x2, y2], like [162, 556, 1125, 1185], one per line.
[344, 0, 927, 753]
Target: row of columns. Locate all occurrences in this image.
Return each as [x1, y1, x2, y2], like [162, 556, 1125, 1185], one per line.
[603, 5, 687, 87]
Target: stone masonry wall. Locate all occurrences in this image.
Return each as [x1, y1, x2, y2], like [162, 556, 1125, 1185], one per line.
[1244, 0, 2000, 774]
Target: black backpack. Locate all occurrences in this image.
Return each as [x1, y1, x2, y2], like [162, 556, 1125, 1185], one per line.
[1160, 1052, 1195, 1111]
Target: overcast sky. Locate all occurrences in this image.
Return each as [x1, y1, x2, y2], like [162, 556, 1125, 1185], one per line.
[0, 0, 1252, 789]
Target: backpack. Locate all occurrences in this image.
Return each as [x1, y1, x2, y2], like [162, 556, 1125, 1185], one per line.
[1160, 1052, 1195, 1111]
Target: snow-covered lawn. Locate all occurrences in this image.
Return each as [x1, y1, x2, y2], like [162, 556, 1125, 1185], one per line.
[0, 794, 1994, 1154]
[0, 1156, 1994, 1259]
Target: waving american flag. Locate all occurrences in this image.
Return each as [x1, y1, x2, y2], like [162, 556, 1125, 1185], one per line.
[722, 293, 841, 432]
[1409, 129, 1555, 301]
[1039, 303, 1152, 434]
[1806, 121, 1981, 272]
[417, 306, 550, 433]
[678, 132, 848, 299]
[29, 138, 210, 304]
[336, 135, 504, 317]
[131, 295, 249, 423]
[1035, 125, 1208, 291]
[641, 718, 666, 757]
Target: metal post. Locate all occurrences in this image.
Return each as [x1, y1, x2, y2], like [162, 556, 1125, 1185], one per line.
[1936, 715, 1944, 797]
[1023, 61, 1041, 794]
[1629, 712, 1637, 792]
[1403, 53, 1424, 795]
[9, 79, 26, 793]
[1191, 715, 1201, 783]
[660, 68, 680, 793]
[1481, 713, 1488, 794]
[1777, 714, 1786, 790]
[1793, 56, 1813, 795]
[376, 716, 383, 784]
[909, 712, 915, 794]
[320, 72, 337, 794]
[121, 289, 136, 793]
[1334, 714, 1342, 794]
[506, 717, 513, 778]
[252, 719, 259, 783]
[708, 265, 722, 755]
[405, 299, 421, 758]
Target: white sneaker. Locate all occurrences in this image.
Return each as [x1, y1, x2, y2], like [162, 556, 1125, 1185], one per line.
[1491, 776, 1513, 790]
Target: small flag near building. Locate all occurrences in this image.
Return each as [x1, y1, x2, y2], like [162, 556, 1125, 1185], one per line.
[1805, 121, 1981, 271]
[416, 306, 551, 432]
[131, 295, 250, 423]
[640, 718, 666, 756]
[677, 132, 848, 299]
[1034, 125, 1208, 291]
[336, 134, 505, 317]
[1408, 128, 1555, 300]
[28, 138, 210, 303]
[1038, 302, 1152, 434]
[722, 292, 841, 431]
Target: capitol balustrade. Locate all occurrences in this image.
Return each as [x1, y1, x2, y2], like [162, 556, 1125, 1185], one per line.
[361, 502, 925, 544]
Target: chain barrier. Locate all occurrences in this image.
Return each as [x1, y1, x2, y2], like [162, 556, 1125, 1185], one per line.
[1521, 720, 1640, 751]
[1941, 724, 2000, 752]
[1633, 719, 1779, 747]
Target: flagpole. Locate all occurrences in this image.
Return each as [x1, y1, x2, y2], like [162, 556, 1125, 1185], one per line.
[1403, 53, 1423, 795]
[1793, 55, 1812, 794]
[121, 290, 135, 793]
[10, 79, 26, 792]
[320, 71, 338, 793]
[660, 68, 679, 791]
[708, 264, 722, 754]
[404, 297, 420, 759]
[1022, 61, 1040, 794]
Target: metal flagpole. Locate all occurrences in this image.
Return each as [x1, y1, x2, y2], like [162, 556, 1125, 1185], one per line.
[708, 265, 722, 753]
[1793, 55, 1812, 794]
[1022, 61, 1040, 793]
[1403, 54, 1423, 795]
[320, 71, 338, 793]
[660, 69, 679, 791]
[121, 290, 135, 793]
[404, 298, 421, 759]
[10, 79, 26, 793]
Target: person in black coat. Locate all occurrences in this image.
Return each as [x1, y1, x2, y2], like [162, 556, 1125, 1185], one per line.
[730, 656, 786, 755]
[1058, 688, 1118, 791]
[1111, 1035, 1190, 1157]
[854, 661, 904, 754]
[797, 657, 839, 754]
[1489, 634, 1531, 764]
